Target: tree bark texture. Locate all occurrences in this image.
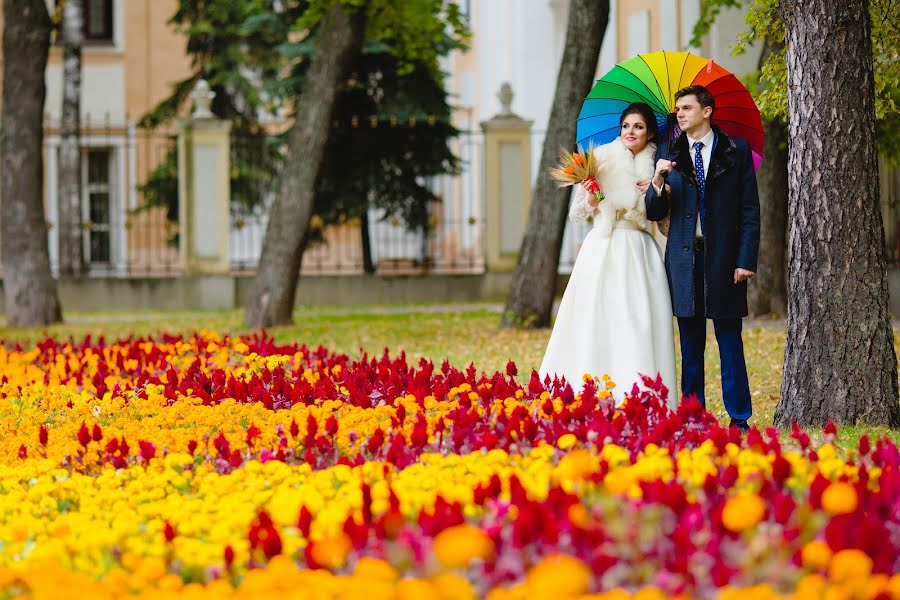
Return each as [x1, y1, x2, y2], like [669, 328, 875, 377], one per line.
[748, 117, 788, 317]
[775, 0, 900, 427]
[58, 0, 85, 276]
[246, 5, 364, 328]
[502, 0, 609, 328]
[1, 0, 63, 326]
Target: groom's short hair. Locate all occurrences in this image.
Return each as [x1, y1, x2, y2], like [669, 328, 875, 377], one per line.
[675, 85, 715, 117]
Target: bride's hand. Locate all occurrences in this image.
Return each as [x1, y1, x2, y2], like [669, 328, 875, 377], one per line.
[636, 179, 650, 194]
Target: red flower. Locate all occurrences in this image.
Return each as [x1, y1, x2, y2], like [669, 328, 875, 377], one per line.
[187, 439, 198, 455]
[289, 418, 299, 438]
[138, 440, 156, 462]
[823, 421, 838, 436]
[858, 434, 871, 456]
[163, 521, 176, 542]
[505, 360, 518, 377]
[223, 544, 235, 568]
[77, 421, 91, 447]
[297, 505, 313, 538]
[38, 425, 49, 446]
[246, 422, 261, 446]
[17, 444, 27, 459]
[91, 423, 103, 442]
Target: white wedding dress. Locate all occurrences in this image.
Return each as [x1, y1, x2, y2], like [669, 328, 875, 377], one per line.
[539, 138, 678, 410]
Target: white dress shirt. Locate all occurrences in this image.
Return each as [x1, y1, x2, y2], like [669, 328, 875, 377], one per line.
[652, 127, 716, 238]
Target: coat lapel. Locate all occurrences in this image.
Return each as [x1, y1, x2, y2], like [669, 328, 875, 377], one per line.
[707, 126, 736, 182]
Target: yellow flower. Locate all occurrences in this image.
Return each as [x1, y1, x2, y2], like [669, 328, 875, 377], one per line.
[526, 554, 591, 598]
[432, 572, 477, 600]
[433, 524, 495, 568]
[556, 449, 598, 482]
[828, 548, 872, 583]
[721, 494, 765, 532]
[800, 540, 832, 571]
[353, 557, 397, 581]
[309, 534, 352, 570]
[821, 482, 858, 516]
[557, 434, 577, 450]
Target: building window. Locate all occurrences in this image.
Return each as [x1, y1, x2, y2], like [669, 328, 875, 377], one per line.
[83, 0, 114, 43]
[83, 148, 115, 265]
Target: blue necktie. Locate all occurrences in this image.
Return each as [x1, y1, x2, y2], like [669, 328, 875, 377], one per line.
[693, 141, 706, 231]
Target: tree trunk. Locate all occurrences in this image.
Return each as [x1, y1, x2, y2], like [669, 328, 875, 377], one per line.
[501, 0, 609, 328]
[58, 0, 85, 276]
[361, 209, 375, 274]
[748, 40, 788, 317]
[775, 0, 900, 427]
[1, 0, 63, 326]
[748, 117, 788, 317]
[246, 5, 364, 328]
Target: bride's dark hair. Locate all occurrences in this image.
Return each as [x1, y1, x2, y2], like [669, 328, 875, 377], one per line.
[619, 102, 659, 143]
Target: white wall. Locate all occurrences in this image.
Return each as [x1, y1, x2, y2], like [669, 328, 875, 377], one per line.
[44, 63, 127, 124]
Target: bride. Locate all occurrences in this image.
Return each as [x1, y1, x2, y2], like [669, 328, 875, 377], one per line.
[539, 102, 677, 410]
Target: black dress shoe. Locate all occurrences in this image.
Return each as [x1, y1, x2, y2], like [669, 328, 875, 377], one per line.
[729, 419, 750, 433]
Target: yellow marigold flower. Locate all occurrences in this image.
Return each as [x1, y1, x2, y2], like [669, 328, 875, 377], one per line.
[557, 434, 577, 450]
[395, 578, 438, 600]
[353, 557, 397, 581]
[556, 449, 598, 482]
[431, 572, 477, 600]
[821, 482, 858, 516]
[794, 574, 827, 598]
[309, 534, 352, 570]
[721, 494, 765, 532]
[433, 524, 495, 568]
[633, 588, 668, 600]
[801, 540, 832, 571]
[828, 548, 872, 583]
[526, 554, 591, 598]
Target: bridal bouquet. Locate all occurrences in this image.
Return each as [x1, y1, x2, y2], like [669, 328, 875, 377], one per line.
[549, 146, 604, 203]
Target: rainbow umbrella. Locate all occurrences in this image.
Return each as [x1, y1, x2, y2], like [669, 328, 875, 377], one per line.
[576, 51, 764, 170]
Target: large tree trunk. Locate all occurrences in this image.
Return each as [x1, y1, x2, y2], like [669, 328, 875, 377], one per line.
[775, 0, 899, 427]
[1, 0, 63, 326]
[246, 5, 364, 328]
[501, 0, 609, 328]
[58, 0, 85, 276]
[748, 117, 789, 316]
[748, 40, 788, 317]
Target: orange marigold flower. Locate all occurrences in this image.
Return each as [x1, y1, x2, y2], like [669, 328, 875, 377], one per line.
[433, 524, 495, 568]
[722, 494, 765, 532]
[821, 482, 858, 516]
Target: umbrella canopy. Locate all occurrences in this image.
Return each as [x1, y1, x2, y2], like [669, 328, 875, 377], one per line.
[577, 51, 764, 170]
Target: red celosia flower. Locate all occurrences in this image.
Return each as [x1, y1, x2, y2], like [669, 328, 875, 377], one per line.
[223, 544, 235, 568]
[297, 505, 313, 538]
[823, 421, 838, 436]
[138, 440, 156, 462]
[163, 521, 176, 542]
[245, 422, 261, 446]
[187, 439, 198, 455]
[77, 421, 91, 447]
[38, 425, 48, 446]
[506, 360, 518, 377]
[17, 444, 27, 459]
[289, 418, 299, 438]
[91, 423, 103, 442]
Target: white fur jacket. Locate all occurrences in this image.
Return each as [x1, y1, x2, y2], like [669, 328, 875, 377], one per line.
[569, 138, 656, 237]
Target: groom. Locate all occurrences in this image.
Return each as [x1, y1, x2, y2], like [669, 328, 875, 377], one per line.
[644, 85, 760, 431]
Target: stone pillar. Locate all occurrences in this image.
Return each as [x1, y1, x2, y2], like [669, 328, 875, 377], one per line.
[481, 83, 533, 272]
[178, 80, 232, 274]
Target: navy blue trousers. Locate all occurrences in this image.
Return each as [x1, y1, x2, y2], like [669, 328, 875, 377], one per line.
[676, 243, 752, 424]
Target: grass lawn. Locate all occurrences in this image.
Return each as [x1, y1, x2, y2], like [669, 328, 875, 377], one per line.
[2, 304, 898, 446]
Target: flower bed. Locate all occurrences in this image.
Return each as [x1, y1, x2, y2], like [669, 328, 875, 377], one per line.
[0, 332, 897, 599]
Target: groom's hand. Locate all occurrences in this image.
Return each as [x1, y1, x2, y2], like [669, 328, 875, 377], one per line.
[734, 268, 755, 284]
[652, 159, 676, 188]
